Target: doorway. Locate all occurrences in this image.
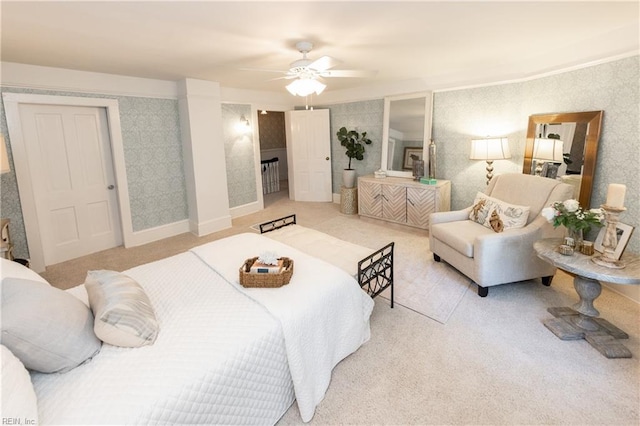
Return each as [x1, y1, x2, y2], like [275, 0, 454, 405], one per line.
[257, 110, 289, 207]
[19, 103, 122, 265]
[3, 93, 133, 272]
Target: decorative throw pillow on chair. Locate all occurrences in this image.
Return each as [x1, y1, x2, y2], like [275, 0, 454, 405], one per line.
[469, 192, 530, 233]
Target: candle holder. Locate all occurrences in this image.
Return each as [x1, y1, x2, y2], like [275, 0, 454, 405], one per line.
[591, 204, 626, 269]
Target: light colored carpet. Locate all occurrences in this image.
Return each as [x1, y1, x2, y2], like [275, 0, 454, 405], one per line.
[41, 190, 640, 425]
[310, 214, 472, 323]
[251, 214, 471, 323]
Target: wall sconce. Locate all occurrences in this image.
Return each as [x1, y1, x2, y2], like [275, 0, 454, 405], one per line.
[532, 137, 563, 176]
[469, 137, 511, 185]
[235, 115, 252, 134]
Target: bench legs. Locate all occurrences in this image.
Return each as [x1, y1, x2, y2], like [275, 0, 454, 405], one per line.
[358, 242, 395, 308]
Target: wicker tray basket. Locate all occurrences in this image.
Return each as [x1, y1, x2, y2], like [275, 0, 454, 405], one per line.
[239, 257, 294, 288]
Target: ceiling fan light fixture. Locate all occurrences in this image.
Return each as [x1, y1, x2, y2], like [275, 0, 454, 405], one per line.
[286, 78, 326, 97]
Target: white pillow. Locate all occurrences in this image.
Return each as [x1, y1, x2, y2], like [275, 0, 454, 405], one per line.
[1, 277, 102, 373]
[469, 192, 530, 233]
[1, 345, 39, 424]
[84, 270, 159, 348]
[0, 257, 48, 284]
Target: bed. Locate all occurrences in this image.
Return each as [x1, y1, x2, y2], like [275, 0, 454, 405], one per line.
[2, 229, 377, 425]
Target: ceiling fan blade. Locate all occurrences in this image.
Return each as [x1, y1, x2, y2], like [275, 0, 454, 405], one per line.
[320, 69, 378, 78]
[239, 67, 287, 74]
[309, 55, 341, 71]
[268, 75, 298, 81]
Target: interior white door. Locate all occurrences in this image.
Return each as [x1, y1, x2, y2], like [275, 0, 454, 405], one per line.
[19, 104, 122, 265]
[285, 109, 332, 202]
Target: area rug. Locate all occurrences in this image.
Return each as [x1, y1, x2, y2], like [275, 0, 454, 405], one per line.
[379, 261, 472, 324]
[304, 215, 471, 324]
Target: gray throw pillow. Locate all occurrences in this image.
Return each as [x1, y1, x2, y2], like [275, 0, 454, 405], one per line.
[1, 345, 39, 423]
[84, 270, 159, 347]
[1, 278, 102, 373]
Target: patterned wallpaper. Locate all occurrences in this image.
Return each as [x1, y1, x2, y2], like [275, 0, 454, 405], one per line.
[432, 55, 639, 254]
[0, 88, 188, 258]
[2, 56, 636, 259]
[258, 111, 286, 149]
[117, 97, 187, 231]
[325, 100, 384, 193]
[222, 103, 257, 208]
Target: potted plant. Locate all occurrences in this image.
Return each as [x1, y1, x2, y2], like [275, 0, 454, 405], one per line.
[541, 199, 604, 250]
[336, 126, 372, 188]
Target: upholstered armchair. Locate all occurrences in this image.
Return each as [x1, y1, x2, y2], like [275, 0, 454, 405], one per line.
[429, 173, 574, 297]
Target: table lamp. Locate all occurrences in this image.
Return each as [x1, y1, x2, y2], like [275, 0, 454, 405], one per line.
[532, 137, 563, 176]
[470, 137, 511, 185]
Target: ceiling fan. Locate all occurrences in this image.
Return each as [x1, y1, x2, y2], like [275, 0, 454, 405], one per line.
[245, 41, 376, 96]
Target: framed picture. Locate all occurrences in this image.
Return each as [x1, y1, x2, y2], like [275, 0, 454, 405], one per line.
[403, 147, 423, 170]
[594, 222, 634, 260]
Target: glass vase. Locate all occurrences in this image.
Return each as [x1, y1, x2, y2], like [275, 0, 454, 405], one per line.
[565, 228, 584, 251]
[412, 159, 425, 180]
[428, 140, 437, 179]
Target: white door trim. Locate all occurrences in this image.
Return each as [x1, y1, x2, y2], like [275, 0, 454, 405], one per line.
[2, 92, 133, 272]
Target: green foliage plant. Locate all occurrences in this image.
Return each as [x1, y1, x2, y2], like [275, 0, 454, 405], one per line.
[336, 127, 372, 170]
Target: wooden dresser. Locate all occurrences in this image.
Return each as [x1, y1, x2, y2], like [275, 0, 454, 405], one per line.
[357, 175, 451, 229]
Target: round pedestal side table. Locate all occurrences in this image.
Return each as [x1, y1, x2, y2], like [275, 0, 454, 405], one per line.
[534, 238, 640, 358]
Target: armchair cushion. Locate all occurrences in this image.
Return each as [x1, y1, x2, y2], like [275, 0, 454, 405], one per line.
[431, 220, 494, 257]
[468, 192, 530, 232]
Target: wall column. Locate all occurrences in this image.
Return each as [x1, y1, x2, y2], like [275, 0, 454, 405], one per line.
[178, 78, 232, 235]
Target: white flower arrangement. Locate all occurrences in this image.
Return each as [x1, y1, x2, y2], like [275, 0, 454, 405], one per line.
[541, 199, 605, 232]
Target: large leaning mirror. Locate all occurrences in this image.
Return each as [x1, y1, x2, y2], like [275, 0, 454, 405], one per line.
[381, 92, 433, 178]
[523, 111, 603, 208]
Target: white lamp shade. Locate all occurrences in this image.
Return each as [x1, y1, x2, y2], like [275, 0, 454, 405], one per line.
[469, 138, 511, 160]
[1, 135, 10, 174]
[286, 78, 326, 97]
[533, 138, 563, 162]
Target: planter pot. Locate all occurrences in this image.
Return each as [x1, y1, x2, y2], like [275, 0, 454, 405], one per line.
[343, 169, 357, 188]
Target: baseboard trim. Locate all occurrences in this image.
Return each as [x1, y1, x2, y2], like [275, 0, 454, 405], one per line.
[230, 201, 261, 218]
[190, 215, 233, 236]
[129, 220, 190, 247]
[603, 282, 640, 304]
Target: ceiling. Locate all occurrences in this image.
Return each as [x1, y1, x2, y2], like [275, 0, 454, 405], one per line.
[1, 1, 638, 95]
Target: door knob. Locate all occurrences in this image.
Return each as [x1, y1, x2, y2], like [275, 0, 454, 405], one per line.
[326, 157, 330, 160]
[107, 185, 115, 190]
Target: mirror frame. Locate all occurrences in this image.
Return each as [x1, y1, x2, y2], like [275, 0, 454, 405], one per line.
[381, 92, 433, 178]
[523, 110, 603, 208]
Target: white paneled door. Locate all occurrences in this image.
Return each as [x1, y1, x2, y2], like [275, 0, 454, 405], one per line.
[19, 104, 122, 265]
[285, 109, 332, 202]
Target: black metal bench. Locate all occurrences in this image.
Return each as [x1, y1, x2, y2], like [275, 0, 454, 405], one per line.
[258, 214, 394, 307]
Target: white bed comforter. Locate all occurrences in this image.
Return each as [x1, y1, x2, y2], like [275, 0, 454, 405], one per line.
[190, 232, 375, 422]
[260, 224, 373, 277]
[31, 252, 295, 425]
